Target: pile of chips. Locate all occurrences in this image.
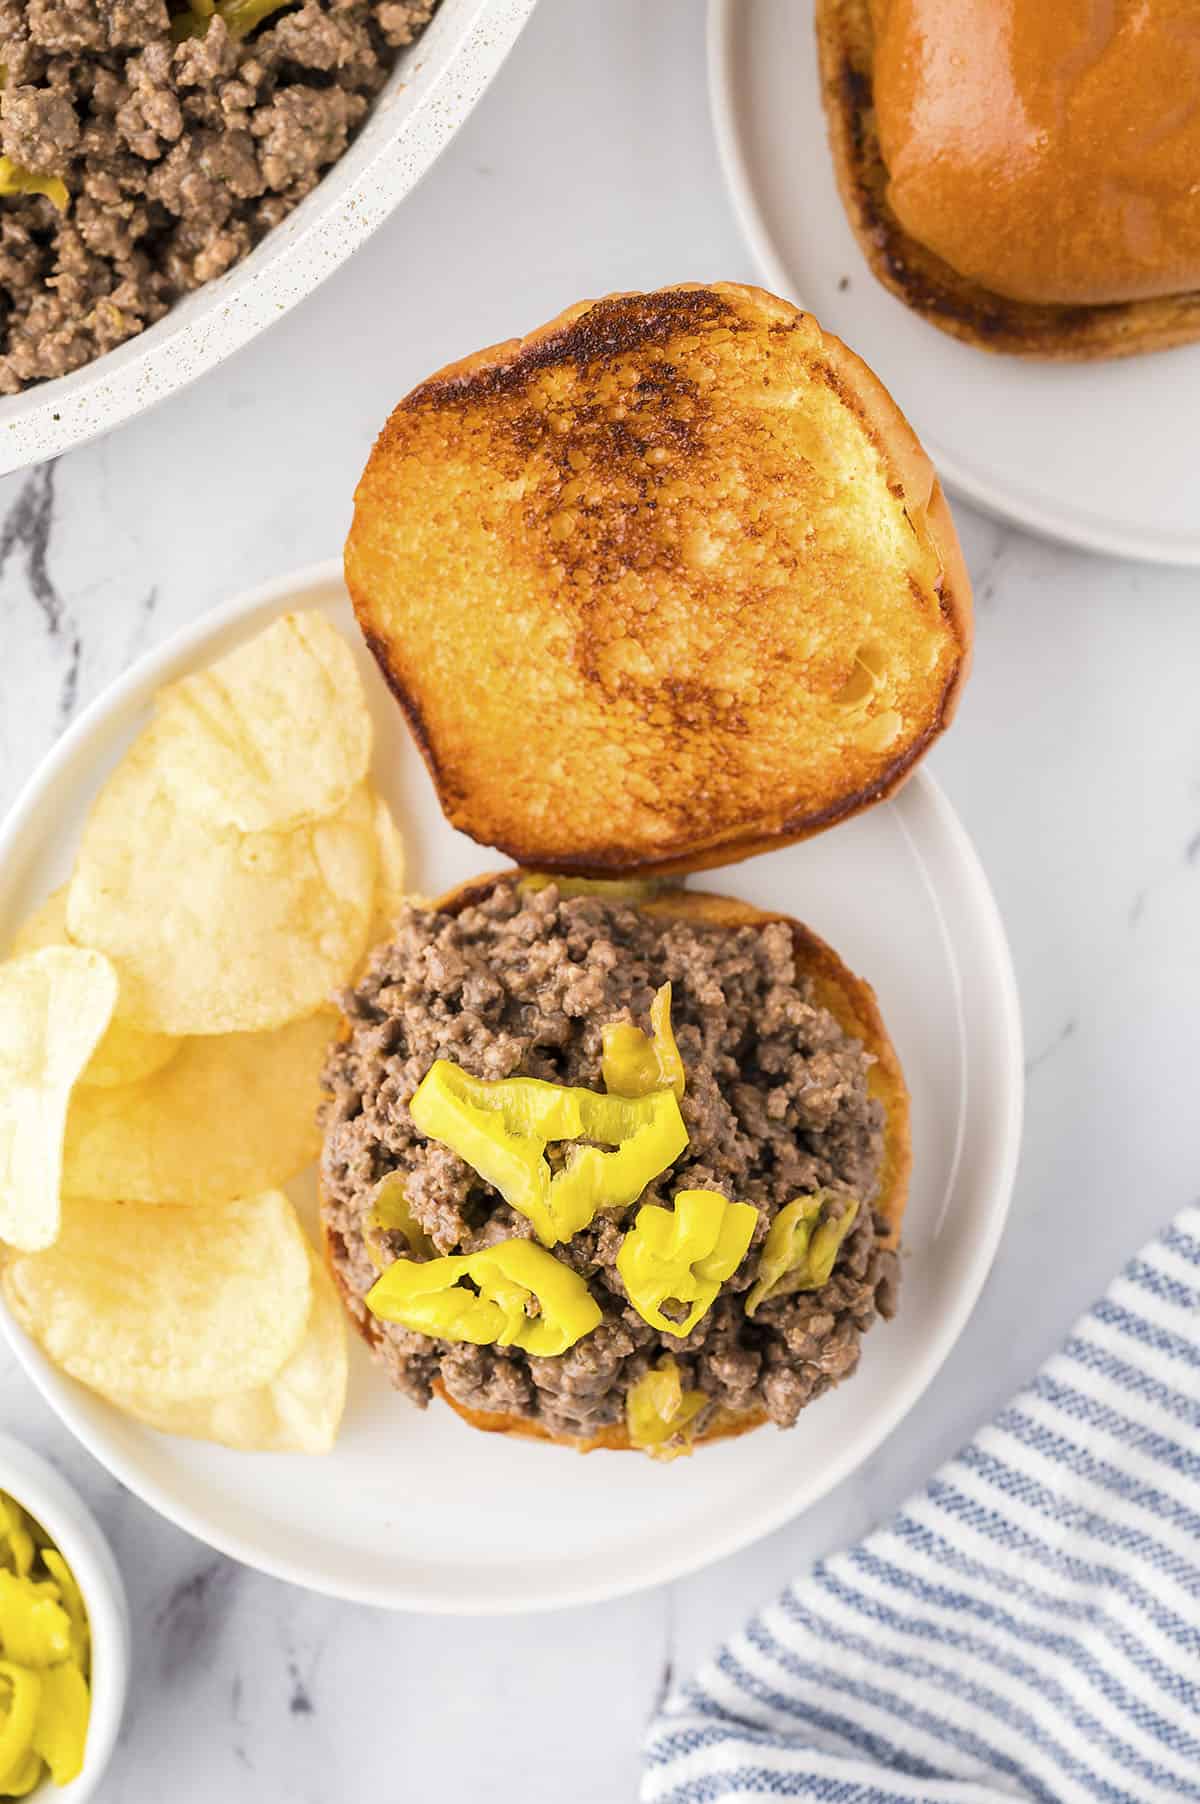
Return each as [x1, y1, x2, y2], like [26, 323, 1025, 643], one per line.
[0, 613, 406, 1453]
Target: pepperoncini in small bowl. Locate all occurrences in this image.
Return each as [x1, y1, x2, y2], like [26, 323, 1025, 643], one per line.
[0, 1435, 128, 1801]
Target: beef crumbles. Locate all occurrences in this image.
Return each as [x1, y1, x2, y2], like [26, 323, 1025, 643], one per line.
[0, 0, 438, 394]
[320, 879, 900, 1448]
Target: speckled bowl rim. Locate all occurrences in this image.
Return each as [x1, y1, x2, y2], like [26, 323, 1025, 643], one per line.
[0, 0, 538, 476]
[0, 1433, 129, 1801]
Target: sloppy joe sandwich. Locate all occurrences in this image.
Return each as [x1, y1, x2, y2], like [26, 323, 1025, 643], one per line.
[819, 0, 1200, 359]
[324, 283, 970, 1457]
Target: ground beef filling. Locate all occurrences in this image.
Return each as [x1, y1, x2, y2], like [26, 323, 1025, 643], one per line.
[0, 0, 437, 393]
[320, 881, 899, 1442]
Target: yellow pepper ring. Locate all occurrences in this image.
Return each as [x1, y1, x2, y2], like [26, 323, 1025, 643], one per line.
[409, 1060, 688, 1247]
[745, 1192, 860, 1317]
[365, 1238, 602, 1358]
[0, 1502, 32, 1581]
[0, 1498, 91, 1794]
[617, 1189, 758, 1338]
[171, 0, 291, 43]
[600, 1023, 659, 1099]
[626, 1357, 709, 1460]
[648, 984, 686, 1098]
[0, 1572, 71, 1668]
[0, 158, 68, 214]
[1, 1746, 42, 1796]
[364, 1173, 435, 1269]
[0, 1662, 41, 1790]
[30, 1662, 91, 1789]
[601, 982, 685, 1100]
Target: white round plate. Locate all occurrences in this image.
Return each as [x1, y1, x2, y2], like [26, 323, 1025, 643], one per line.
[709, 0, 1200, 566]
[0, 561, 1022, 1614]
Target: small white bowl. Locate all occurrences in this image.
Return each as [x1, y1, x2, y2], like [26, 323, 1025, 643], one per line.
[0, 1434, 129, 1802]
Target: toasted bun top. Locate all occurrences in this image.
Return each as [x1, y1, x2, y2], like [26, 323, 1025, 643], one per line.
[346, 283, 969, 877]
[871, 0, 1200, 308]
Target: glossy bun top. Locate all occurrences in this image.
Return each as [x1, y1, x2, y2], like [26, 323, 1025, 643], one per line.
[870, 0, 1200, 306]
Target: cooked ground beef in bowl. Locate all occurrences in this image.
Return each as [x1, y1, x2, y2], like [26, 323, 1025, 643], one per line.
[320, 878, 900, 1447]
[0, 0, 437, 394]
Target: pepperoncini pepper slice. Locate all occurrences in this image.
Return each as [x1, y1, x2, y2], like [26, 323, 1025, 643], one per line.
[0, 1504, 32, 1583]
[617, 1190, 757, 1337]
[648, 984, 685, 1098]
[1, 1746, 41, 1796]
[39, 1557, 86, 1673]
[0, 1575, 70, 1670]
[409, 1061, 687, 1246]
[601, 982, 685, 1101]
[363, 1173, 435, 1270]
[0, 1663, 41, 1790]
[626, 1358, 708, 1460]
[0, 158, 68, 213]
[365, 1238, 602, 1358]
[745, 1191, 860, 1316]
[171, 0, 290, 41]
[519, 874, 662, 903]
[0, 1498, 90, 1796]
[30, 1660, 88, 1787]
[600, 1023, 657, 1099]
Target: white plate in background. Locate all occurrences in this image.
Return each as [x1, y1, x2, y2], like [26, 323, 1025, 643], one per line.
[0, 561, 1022, 1612]
[709, 0, 1200, 566]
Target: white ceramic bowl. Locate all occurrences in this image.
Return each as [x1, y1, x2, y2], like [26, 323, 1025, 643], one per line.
[0, 0, 537, 476]
[0, 1434, 129, 1801]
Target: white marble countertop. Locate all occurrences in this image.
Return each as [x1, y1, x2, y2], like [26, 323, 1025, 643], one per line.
[1, 3, 1198, 1799]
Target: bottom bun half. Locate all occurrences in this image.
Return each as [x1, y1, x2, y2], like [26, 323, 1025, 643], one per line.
[323, 872, 911, 1453]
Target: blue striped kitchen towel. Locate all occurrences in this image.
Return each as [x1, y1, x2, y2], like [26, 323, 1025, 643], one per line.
[643, 1204, 1200, 1804]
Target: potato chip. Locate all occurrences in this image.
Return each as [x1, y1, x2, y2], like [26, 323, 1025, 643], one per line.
[2, 1193, 311, 1405]
[109, 1247, 347, 1452]
[0, 949, 117, 1252]
[9, 889, 179, 1088]
[67, 733, 377, 1033]
[62, 1009, 335, 1206]
[6, 889, 69, 959]
[369, 791, 407, 942]
[77, 1020, 180, 1089]
[153, 613, 372, 833]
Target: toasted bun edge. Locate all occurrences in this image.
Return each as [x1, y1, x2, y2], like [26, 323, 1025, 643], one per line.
[346, 280, 972, 874]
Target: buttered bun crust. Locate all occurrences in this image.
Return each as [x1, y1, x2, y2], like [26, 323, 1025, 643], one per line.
[820, 0, 1200, 357]
[346, 283, 969, 874]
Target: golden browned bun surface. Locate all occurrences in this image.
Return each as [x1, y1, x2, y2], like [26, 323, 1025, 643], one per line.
[345, 283, 969, 875]
[326, 872, 911, 1453]
[820, 0, 1200, 357]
